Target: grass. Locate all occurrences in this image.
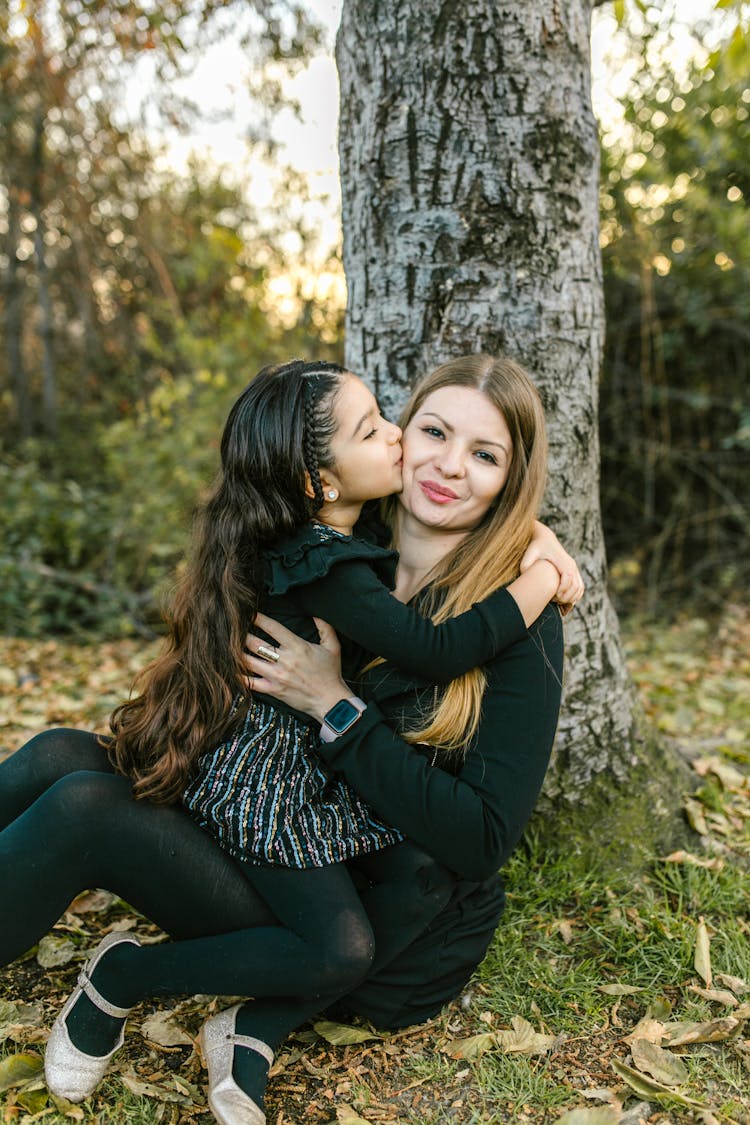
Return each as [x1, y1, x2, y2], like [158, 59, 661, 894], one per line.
[1, 603, 749, 1124]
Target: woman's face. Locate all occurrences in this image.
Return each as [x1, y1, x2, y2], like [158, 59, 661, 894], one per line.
[399, 385, 512, 533]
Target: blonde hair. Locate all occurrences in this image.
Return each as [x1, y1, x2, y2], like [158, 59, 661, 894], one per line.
[383, 354, 549, 753]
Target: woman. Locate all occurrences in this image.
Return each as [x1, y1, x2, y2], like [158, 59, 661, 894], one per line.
[0, 354, 577, 1123]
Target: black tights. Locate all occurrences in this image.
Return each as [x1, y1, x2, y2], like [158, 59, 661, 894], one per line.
[0, 729, 455, 1101]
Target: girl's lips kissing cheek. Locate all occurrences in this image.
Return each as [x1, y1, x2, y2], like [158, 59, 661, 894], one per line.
[419, 480, 459, 504]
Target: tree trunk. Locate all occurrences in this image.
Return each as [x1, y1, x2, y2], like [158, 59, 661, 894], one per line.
[31, 109, 58, 438]
[336, 0, 689, 868]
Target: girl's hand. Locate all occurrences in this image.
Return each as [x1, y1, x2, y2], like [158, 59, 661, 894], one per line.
[243, 612, 350, 722]
[521, 521, 585, 613]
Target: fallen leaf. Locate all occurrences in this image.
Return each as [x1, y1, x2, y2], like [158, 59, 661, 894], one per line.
[579, 1088, 620, 1104]
[444, 1032, 497, 1060]
[495, 1015, 557, 1055]
[694, 917, 712, 987]
[119, 1072, 196, 1106]
[313, 1020, 383, 1046]
[140, 1010, 194, 1048]
[688, 984, 738, 1006]
[644, 996, 672, 1020]
[553, 1108, 621, 1124]
[36, 934, 77, 968]
[0, 1001, 18, 1024]
[0, 1000, 46, 1044]
[695, 1111, 721, 1125]
[630, 1038, 689, 1086]
[555, 919, 576, 944]
[0, 1052, 43, 1093]
[48, 1092, 85, 1118]
[622, 1017, 664, 1046]
[695, 757, 746, 788]
[716, 972, 750, 995]
[683, 797, 708, 835]
[610, 1057, 702, 1107]
[15, 1087, 48, 1114]
[661, 1017, 740, 1046]
[660, 850, 723, 871]
[598, 984, 643, 996]
[68, 889, 115, 914]
[335, 1106, 371, 1124]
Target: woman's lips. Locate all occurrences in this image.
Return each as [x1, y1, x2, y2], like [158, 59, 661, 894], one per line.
[419, 480, 459, 503]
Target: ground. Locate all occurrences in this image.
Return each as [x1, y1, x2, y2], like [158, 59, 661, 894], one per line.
[1, 604, 748, 1124]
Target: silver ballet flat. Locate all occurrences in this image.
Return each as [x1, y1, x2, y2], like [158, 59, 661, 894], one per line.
[44, 930, 141, 1102]
[199, 1004, 274, 1125]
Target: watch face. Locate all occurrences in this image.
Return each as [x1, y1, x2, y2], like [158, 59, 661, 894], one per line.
[325, 699, 360, 733]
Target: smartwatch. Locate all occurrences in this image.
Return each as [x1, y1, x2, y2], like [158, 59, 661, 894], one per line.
[320, 696, 367, 743]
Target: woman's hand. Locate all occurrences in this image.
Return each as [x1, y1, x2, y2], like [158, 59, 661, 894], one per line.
[521, 521, 585, 613]
[243, 612, 350, 723]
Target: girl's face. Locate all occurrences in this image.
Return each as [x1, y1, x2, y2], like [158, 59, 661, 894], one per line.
[399, 385, 513, 533]
[326, 374, 403, 504]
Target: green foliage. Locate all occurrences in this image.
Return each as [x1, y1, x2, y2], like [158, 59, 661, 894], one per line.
[0, 456, 116, 636]
[0, 366, 268, 636]
[599, 19, 750, 613]
[100, 368, 236, 596]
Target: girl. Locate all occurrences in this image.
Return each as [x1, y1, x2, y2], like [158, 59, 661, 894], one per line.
[43, 358, 565, 1114]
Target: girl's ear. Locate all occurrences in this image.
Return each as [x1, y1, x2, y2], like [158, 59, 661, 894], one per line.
[303, 470, 317, 501]
[316, 469, 340, 503]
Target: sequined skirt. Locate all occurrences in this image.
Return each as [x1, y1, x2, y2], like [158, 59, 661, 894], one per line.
[183, 698, 402, 868]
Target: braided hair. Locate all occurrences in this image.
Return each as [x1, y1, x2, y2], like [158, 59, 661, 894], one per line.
[107, 358, 347, 802]
[302, 372, 332, 511]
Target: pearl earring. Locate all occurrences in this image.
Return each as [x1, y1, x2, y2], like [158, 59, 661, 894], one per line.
[327, 490, 337, 501]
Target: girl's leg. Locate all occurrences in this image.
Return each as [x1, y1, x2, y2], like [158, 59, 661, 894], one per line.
[1, 768, 275, 1053]
[0, 728, 113, 828]
[0, 770, 274, 969]
[89, 861, 374, 1022]
[2, 769, 373, 1062]
[213, 845, 458, 1112]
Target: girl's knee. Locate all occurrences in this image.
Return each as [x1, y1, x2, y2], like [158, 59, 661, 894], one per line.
[42, 771, 132, 826]
[322, 911, 375, 992]
[19, 728, 110, 782]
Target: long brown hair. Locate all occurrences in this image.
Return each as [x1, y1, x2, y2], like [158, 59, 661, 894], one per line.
[384, 354, 549, 752]
[106, 359, 347, 803]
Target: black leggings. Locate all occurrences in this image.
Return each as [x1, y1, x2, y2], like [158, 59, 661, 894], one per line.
[0, 729, 455, 1041]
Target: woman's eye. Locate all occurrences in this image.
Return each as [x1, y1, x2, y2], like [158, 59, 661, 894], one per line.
[475, 450, 498, 465]
[423, 426, 444, 439]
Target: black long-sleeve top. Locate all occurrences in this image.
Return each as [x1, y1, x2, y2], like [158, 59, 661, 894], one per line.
[321, 601, 565, 1027]
[260, 521, 528, 711]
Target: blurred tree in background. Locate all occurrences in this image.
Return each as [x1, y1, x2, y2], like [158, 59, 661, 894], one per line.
[599, 6, 749, 615]
[0, 0, 746, 637]
[0, 0, 342, 634]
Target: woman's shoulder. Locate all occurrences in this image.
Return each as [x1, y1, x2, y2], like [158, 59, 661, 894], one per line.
[264, 521, 399, 596]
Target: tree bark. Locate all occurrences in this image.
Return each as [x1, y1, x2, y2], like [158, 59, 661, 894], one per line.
[336, 0, 689, 861]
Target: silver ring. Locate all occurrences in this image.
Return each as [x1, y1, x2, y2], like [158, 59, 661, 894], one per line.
[256, 644, 280, 664]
